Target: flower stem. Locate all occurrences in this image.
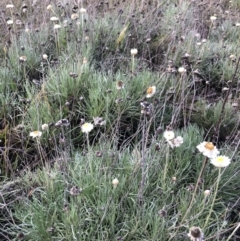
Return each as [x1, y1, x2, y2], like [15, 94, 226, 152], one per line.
[163, 145, 169, 189]
[169, 156, 208, 241]
[86, 133, 90, 151]
[132, 55, 135, 73]
[226, 222, 240, 241]
[203, 167, 221, 230]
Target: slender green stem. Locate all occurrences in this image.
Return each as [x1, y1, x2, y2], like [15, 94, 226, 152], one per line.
[163, 144, 169, 189]
[86, 133, 90, 151]
[169, 156, 208, 240]
[86, 133, 93, 175]
[203, 167, 221, 230]
[226, 222, 240, 241]
[132, 55, 135, 73]
[36, 138, 44, 167]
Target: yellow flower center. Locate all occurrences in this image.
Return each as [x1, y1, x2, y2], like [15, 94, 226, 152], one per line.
[216, 156, 224, 163]
[147, 87, 153, 94]
[204, 142, 215, 150]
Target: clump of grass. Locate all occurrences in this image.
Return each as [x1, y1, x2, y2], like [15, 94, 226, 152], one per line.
[0, 0, 240, 240]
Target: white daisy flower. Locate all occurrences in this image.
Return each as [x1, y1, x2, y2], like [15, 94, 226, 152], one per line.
[197, 141, 219, 159]
[146, 86, 156, 98]
[81, 122, 94, 133]
[30, 131, 42, 138]
[163, 130, 175, 141]
[210, 155, 231, 168]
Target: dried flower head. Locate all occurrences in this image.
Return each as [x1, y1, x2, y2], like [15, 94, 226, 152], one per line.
[15, 20, 21, 25]
[115, 98, 123, 104]
[69, 72, 78, 78]
[55, 119, 69, 127]
[41, 124, 49, 130]
[146, 86, 156, 98]
[172, 136, 184, 147]
[93, 117, 106, 126]
[158, 209, 167, 217]
[210, 155, 231, 168]
[70, 186, 82, 196]
[140, 101, 154, 115]
[81, 122, 94, 133]
[197, 141, 219, 159]
[96, 151, 102, 157]
[116, 80, 124, 90]
[188, 226, 204, 241]
[167, 136, 184, 148]
[30, 131, 42, 138]
[131, 48, 138, 56]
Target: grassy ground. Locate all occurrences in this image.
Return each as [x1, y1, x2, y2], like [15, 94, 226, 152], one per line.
[0, 0, 240, 240]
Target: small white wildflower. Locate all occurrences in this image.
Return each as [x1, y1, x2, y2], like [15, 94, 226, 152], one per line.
[81, 122, 94, 133]
[131, 48, 138, 56]
[19, 56, 27, 62]
[163, 130, 175, 141]
[50, 16, 59, 21]
[54, 24, 61, 30]
[173, 136, 183, 147]
[222, 87, 229, 91]
[197, 141, 219, 159]
[112, 178, 119, 188]
[178, 66, 186, 74]
[167, 136, 183, 148]
[30, 131, 42, 138]
[204, 190, 211, 197]
[71, 13, 79, 20]
[47, 4, 52, 10]
[6, 4, 14, 8]
[146, 86, 156, 98]
[7, 19, 13, 25]
[210, 15, 217, 21]
[42, 54, 48, 60]
[229, 55, 236, 61]
[80, 8, 87, 13]
[210, 155, 231, 168]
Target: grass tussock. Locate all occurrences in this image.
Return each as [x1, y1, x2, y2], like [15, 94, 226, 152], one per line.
[0, 0, 240, 240]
